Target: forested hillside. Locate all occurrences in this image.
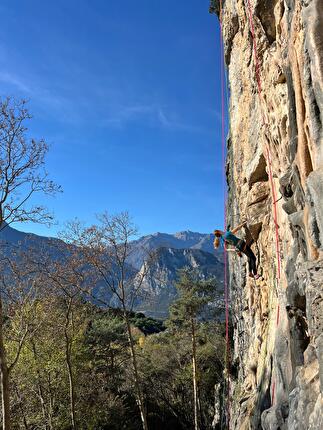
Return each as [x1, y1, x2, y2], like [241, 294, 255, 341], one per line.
[5, 297, 225, 429]
[0, 239, 225, 429]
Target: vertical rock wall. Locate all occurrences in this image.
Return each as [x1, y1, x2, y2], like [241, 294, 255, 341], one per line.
[211, 1, 323, 428]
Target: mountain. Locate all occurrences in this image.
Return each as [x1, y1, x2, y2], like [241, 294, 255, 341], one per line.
[134, 246, 224, 318]
[128, 230, 222, 269]
[0, 225, 224, 318]
[0, 223, 63, 253]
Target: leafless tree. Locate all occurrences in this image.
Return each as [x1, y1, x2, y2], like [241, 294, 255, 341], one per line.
[0, 97, 60, 229]
[64, 212, 154, 430]
[0, 97, 60, 430]
[34, 246, 86, 430]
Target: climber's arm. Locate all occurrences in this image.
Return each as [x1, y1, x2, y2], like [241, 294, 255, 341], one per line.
[231, 221, 247, 234]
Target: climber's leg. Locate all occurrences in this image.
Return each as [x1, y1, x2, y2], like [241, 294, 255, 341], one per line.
[244, 246, 258, 277]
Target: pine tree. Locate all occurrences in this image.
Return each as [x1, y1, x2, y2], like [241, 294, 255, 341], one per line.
[168, 268, 217, 430]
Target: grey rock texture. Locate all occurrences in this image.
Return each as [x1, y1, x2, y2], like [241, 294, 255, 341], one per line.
[128, 230, 222, 269]
[211, 0, 323, 428]
[135, 246, 224, 318]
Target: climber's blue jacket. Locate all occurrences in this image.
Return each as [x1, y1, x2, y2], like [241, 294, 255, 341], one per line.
[221, 230, 240, 247]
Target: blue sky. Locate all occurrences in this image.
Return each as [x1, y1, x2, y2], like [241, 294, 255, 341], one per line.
[0, 0, 226, 237]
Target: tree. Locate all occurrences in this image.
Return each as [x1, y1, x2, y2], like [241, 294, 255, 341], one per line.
[43, 253, 84, 430]
[64, 212, 154, 430]
[137, 319, 225, 429]
[0, 97, 60, 228]
[0, 97, 60, 430]
[83, 310, 135, 429]
[0, 254, 48, 430]
[168, 269, 218, 430]
[10, 295, 88, 430]
[28, 238, 94, 430]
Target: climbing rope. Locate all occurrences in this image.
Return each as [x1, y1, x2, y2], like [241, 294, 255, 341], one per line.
[219, 1, 231, 428]
[244, 0, 282, 407]
[217, 0, 284, 420]
[244, 0, 281, 280]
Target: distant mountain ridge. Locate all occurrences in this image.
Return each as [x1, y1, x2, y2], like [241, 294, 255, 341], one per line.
[132, 230, 216, 253]
[0, 225, 224, 318]
[0, 225, 218, 252]
[135, 246, 224, 318]
[0, 223, 64, 260]
[128, 230, 222, 269]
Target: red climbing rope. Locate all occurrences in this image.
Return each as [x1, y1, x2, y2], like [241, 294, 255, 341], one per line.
[245, 0, 281, 281]
[244, 0, 282, 409]
[276, 304, 280, 326]
[271, 380, 276, 405]
[219, 1, 231, 428]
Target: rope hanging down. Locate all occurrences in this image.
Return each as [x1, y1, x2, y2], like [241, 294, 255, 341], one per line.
[244, 0, 282, 408]
[244, 0, 281, 281]
[219, 1, 231, 428]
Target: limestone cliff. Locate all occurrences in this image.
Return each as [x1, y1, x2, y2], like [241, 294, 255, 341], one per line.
[210, 1, 323, 428]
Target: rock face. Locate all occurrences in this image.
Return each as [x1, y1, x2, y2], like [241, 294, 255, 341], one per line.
[135, 246, 224, 318]
[211, 0, 323, 428]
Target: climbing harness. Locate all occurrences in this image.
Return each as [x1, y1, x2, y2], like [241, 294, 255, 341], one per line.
[235, 239, 247, 253]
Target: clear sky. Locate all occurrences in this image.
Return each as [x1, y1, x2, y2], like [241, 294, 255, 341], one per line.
[0, 0, 226, 237]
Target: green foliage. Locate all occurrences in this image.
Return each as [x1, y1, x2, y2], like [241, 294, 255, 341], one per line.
[137, 322, 225, 429]
[129, 312, 165, 335]
[7, 288, 225, 429]
[9, 297, 84, 429]
[152, 268, 226, 429]
[168, 268, 218, 328]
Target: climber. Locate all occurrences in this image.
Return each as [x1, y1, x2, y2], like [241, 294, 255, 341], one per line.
[213, 222, 260, 279]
